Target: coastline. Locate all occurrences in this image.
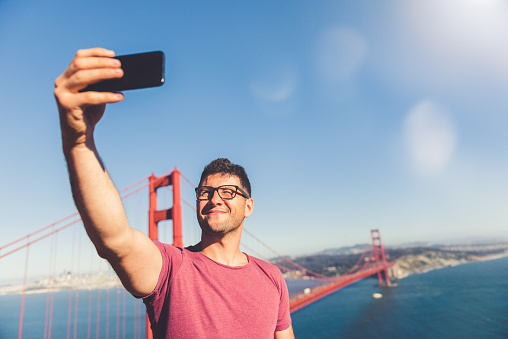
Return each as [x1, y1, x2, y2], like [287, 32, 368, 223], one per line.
[393, 251, 508, 280]
[3, 249, 508, 295]
[0, 272, 122, 296]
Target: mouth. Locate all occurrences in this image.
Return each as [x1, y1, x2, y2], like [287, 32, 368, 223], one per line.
[204, 209, 227, 216]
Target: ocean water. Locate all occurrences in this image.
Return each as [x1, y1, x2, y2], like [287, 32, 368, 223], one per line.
[1, 256, 507, 338]
[292, 256, 508, 338]
[0, 288, 145, 339]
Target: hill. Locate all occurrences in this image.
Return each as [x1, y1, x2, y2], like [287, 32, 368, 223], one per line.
[277, 240, 508, 278]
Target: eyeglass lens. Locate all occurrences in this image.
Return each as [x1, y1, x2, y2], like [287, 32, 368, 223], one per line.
[197, 186, 237, 200]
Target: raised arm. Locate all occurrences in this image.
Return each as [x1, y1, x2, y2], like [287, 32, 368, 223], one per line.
[54, 48, 161, 297]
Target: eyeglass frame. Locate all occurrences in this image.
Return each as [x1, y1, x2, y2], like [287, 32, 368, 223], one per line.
[195, 185, 250, 201]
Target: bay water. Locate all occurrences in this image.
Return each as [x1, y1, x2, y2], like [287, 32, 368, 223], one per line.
[292, 256, 508, 338]
[1, 256, 507, 338]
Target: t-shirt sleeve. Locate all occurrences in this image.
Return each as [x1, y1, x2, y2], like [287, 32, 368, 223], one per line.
[276, 272, 292, 332]
[142, 241, 183, 326]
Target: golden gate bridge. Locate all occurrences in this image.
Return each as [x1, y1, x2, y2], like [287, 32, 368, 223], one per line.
[0, 168, 395, 339]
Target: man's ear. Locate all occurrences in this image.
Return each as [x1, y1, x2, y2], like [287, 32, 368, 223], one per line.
[244, 198, 254, 218]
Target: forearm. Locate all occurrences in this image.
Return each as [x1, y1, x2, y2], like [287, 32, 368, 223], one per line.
[274, 326, 294, 339]
[64, 138, 132, 260]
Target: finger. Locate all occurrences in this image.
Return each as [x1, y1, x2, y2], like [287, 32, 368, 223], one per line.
[65, 67, 124, 91]
[70, 55, 121, 72]
[63, 56, 121, 82]
[74, 91, 124, 107]
[75, 48, 116, 58]
[54, 85, 123, 112]
[62, 48, 119, 78]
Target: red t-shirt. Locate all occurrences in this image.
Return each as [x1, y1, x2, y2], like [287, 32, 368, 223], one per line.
[143, 241, 292, 339]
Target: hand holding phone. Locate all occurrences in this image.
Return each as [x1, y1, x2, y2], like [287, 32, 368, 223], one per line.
[80, 51, 165, 92]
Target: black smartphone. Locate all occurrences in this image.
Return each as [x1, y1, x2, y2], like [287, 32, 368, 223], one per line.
[81, 51, 165, 92]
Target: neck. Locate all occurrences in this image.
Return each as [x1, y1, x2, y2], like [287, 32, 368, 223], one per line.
[198, 226, 247, 266]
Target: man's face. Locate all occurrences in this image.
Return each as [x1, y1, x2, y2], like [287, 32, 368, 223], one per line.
[196, 174, 253, 237]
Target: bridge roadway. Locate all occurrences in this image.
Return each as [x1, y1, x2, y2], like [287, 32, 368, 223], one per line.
[289, 262, 395, 313]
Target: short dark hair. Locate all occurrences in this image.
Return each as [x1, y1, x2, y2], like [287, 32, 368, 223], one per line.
[199, 158, 251, 197]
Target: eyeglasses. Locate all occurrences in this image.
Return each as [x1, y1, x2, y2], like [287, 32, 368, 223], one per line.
[195, 185, 250, 201]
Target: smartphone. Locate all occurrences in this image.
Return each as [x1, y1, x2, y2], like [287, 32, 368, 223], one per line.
[81, 51, 165, 92]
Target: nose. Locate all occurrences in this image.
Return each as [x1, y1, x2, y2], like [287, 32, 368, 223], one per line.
[210, 189, 223, 204]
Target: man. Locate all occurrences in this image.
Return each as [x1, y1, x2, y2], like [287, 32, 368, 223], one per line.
[54, 48, 294, 338]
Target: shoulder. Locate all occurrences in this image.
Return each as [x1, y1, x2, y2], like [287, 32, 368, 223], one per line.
[249, 255, 276, 269]
[152, 241, 189, 269]
[248, 255, 289, 298]
[248, 255, 284, 279]
[154, 241, 209, 266]
[153, 240, 183, 255]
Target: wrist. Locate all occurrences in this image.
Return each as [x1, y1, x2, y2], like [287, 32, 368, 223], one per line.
[61, 134, 96, 156]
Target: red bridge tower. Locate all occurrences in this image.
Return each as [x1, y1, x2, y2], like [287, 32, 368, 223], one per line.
[371, 229, 391, 286]
[146, 168, 183, 339]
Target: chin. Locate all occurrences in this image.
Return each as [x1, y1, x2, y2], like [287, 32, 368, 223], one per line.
[202, 227, 227, 237]
[202, 222, 240, 237]
[198, 220, 224, 234]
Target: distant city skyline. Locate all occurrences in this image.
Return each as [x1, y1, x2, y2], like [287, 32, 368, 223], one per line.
[1, 1, 508, 264]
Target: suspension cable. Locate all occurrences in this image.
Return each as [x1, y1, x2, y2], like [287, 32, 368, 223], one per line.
[18, 245, 29, 339]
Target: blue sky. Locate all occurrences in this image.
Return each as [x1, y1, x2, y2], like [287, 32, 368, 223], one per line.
[1, 0, 508, 259]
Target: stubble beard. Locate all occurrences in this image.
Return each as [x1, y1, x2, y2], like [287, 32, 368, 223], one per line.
[197, 210, 243, 238]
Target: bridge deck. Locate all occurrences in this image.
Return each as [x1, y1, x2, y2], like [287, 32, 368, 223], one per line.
[289, 263, 395, 313]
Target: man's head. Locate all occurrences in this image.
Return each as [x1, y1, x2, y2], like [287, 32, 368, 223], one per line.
[198, 158, 251, 197]
[196, 158, 253, 237]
